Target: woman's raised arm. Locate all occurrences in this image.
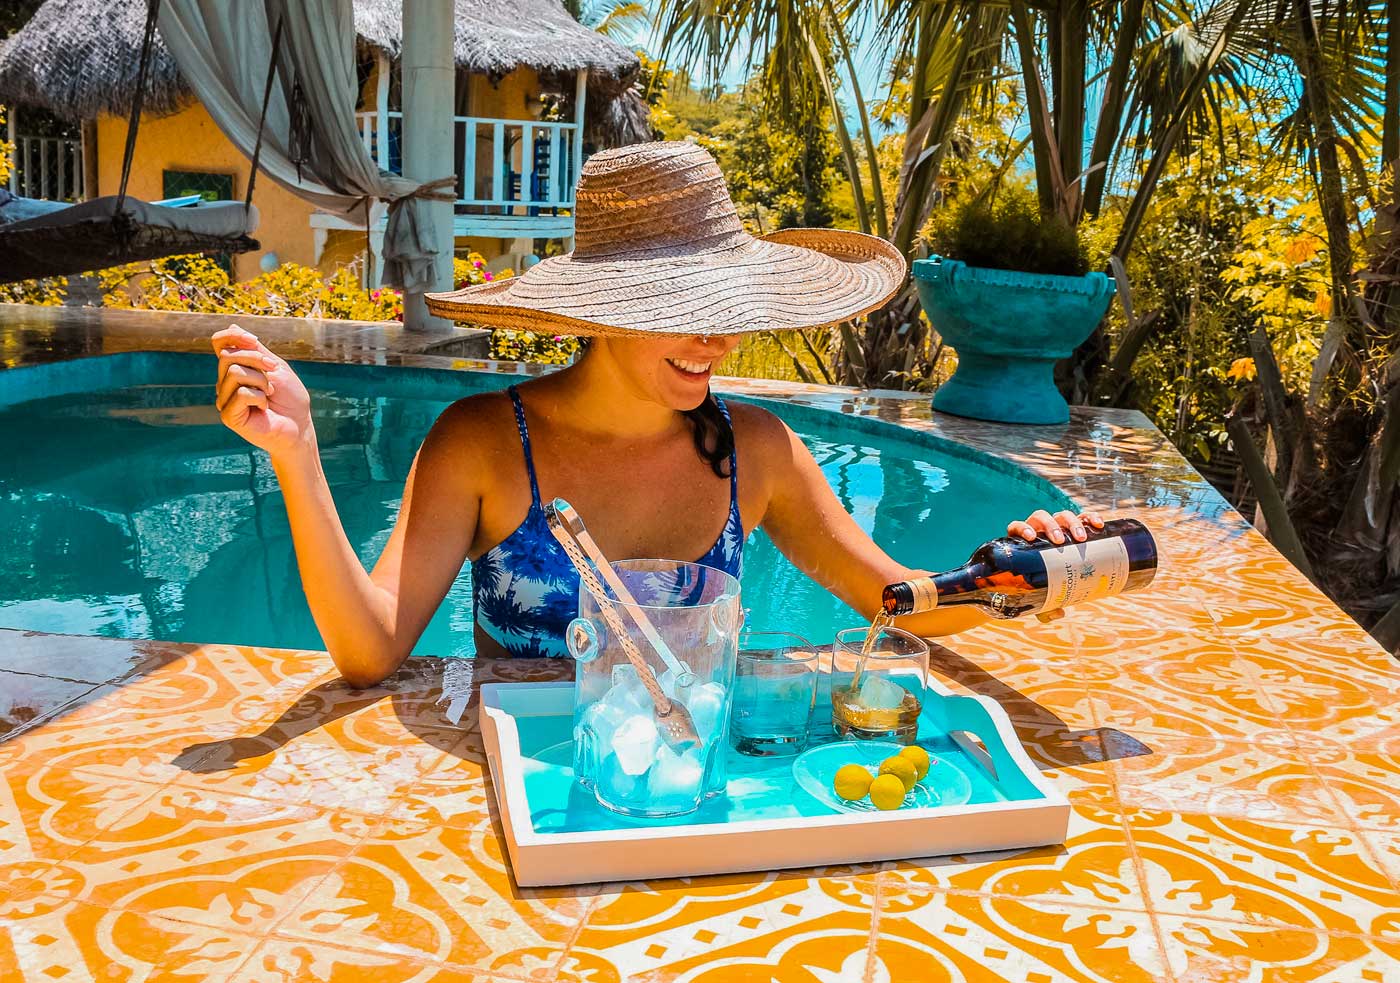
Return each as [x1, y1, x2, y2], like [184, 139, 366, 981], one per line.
[212, 326, 480, 687]
[752, 407, 1096, 637]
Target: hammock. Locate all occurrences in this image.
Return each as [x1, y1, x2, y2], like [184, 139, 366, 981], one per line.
[0, 0, 278, 284]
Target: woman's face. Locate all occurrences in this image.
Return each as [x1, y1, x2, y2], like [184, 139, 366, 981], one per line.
[595, 335, 743, 410]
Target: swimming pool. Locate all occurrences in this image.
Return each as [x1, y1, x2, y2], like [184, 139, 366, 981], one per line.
[0, 351, 1073, 655]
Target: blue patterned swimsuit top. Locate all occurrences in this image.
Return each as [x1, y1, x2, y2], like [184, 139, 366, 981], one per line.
[471, 386, 745, 659]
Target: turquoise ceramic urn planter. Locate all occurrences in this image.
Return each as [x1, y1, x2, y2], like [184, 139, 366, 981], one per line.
[912, 255, 1116, 425]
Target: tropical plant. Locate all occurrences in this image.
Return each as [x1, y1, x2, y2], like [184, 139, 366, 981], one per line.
[562, 0, 649, 40]
[926, 187, 1089, 277]
[652, 0, 1262, 390]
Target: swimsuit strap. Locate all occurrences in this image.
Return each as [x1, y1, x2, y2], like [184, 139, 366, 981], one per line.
[713, 395, 739, 503]
[507, 386, 542, 506]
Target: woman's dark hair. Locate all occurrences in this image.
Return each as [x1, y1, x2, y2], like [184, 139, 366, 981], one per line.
[685, 393, 735, 479]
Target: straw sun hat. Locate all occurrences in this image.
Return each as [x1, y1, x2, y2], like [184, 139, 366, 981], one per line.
[425, 141, 906, 336]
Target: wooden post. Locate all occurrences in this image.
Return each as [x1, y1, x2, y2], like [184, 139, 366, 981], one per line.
[573, 68, 587, 201]
[81, 120, 97, 198]
[565, 69, 587, 251]
[375, 50, 390, 171]
[400, 0, 455, 331]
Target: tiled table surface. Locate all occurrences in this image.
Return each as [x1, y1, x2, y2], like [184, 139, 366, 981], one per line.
[1, 306, 1398, 982]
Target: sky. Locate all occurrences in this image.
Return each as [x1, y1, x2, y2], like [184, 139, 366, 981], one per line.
[623, 3, 897, 129]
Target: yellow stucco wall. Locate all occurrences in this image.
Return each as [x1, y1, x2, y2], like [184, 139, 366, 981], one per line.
[91, 65, 559, 282]
[94, 103, 321, 282]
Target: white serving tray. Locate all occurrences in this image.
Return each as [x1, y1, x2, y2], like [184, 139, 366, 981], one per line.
[479, 679, 1069, 887]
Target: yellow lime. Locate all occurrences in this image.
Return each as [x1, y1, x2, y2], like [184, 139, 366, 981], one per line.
[899, 745, 931, 781]
[878, 755, 917, 793]
[832, 764, 874, 801]
[868, 774, 907, 811]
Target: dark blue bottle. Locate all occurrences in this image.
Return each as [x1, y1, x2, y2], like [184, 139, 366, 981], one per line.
[882, 518, 1158, 619]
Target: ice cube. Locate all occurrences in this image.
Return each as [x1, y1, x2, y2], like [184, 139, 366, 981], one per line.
[646, 743, 704, 802]
[610, 712, 660, 775]
[658, 662, 696, 699]
[576, 698, 626, 747]
[598, 751, 640, 801]
[608, 664, 656, 713]
[685, 681, 728, 742]
[858, 674, 907, 710]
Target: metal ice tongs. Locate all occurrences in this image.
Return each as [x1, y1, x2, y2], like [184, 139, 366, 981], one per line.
[544, 498, 701, 751]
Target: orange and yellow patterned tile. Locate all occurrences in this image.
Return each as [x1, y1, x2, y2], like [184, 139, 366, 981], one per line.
[568, 893, 874, 982]
[1108, 734, 1350, 827]
[1126, 810, 1398, 938]
[876, 892, 1170, 983]
[1154, 915, 1400, 983]
[275, 817, 597, 976]
[0, 896, 263, 983]
[233, 937, 499, 982]
[1304, 744, 1400, 834]
[31, 787, 373, 929]
[0, 762, 174, 869]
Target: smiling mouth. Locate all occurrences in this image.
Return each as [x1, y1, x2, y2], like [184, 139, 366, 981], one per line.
[666, 358, 714, 379]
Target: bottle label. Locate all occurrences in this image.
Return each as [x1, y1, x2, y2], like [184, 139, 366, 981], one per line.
[904, 578, 939, 613]
[1040, 537, 1130, 612]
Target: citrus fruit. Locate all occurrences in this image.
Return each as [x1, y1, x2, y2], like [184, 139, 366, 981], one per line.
[877, 755, 917, 792]
[832, 764, 874, 801]
[898, 745, 930, 781]
[868, 774, 906, 811]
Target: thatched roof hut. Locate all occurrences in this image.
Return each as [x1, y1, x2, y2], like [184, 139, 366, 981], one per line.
[0, 0, 651, 142]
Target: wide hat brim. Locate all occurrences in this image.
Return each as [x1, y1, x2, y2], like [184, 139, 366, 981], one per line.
[424, 228, 907, 336]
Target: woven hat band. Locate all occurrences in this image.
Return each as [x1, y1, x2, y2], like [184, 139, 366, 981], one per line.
[571, 145, 747, 259]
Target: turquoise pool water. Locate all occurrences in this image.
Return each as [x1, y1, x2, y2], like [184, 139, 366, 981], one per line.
[0, 352, 1072, 655]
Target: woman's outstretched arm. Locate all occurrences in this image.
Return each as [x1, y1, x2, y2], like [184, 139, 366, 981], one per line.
[212, 326, 480, 687]
[747, 406, 1097, 637]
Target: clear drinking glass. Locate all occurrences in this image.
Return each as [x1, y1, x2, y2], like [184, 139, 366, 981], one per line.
[828, 625, 930, 744]
[567, 559, 741, 819]
[731, 631, 819, 756]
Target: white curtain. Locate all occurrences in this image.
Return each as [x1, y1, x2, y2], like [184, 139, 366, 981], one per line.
[158, 0, 453, 291]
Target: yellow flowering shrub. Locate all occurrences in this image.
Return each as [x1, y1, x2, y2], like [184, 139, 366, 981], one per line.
[5, 247, 571, 367]
[99, 254, 404, 321]
[0, 105, 11, 187]
[451, 253, 578, 365]
[0, 277, 66, 306]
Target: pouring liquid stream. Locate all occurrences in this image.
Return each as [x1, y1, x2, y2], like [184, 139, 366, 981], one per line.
[848, 608, 894, 691]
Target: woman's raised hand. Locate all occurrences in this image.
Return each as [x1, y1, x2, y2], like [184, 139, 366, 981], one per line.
[211, 325, 314, 461]
[1007, 508, 1106, 623]
[1007, 508, 1105, 545]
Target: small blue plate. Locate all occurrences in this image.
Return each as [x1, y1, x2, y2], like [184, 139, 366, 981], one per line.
[792, 740, 973, 813]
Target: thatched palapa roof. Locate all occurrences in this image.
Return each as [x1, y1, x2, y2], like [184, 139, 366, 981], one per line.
[0, 0, 188, 119]
[0, 0, 642, 120]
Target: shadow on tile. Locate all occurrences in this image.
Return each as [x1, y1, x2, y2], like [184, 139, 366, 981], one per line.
[928, 642, 1153, 770]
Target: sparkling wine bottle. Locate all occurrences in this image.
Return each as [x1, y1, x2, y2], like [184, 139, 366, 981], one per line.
[882, 517, 1158, 619]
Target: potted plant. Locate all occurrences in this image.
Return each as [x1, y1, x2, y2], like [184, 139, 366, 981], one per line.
[913, 189, 1114, 425]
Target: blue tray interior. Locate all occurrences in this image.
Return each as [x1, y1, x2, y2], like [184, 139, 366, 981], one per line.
[505, 694, 1048, 835]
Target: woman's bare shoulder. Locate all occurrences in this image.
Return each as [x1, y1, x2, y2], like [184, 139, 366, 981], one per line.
[416, 390, 521, 479]
[725, 398, 795, 451]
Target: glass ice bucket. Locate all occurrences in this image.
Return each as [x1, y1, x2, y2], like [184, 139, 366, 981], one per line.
[567, 559, 741, 818]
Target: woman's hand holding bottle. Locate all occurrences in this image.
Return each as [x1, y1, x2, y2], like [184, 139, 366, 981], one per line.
[211, 325, 315, 462]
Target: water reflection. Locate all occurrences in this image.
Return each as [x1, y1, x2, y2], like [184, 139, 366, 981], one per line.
[1, 377, 1056, 654]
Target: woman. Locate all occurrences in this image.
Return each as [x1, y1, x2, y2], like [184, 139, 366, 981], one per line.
[211, 142, 1098, 687]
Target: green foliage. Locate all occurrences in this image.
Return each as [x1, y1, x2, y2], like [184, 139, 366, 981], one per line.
[642, 61, 852, 233]
[1101, 92, 1341, 457]
[926, 187, 1090, 277]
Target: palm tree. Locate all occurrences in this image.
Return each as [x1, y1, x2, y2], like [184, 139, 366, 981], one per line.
[653, 0, 1265, 387]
